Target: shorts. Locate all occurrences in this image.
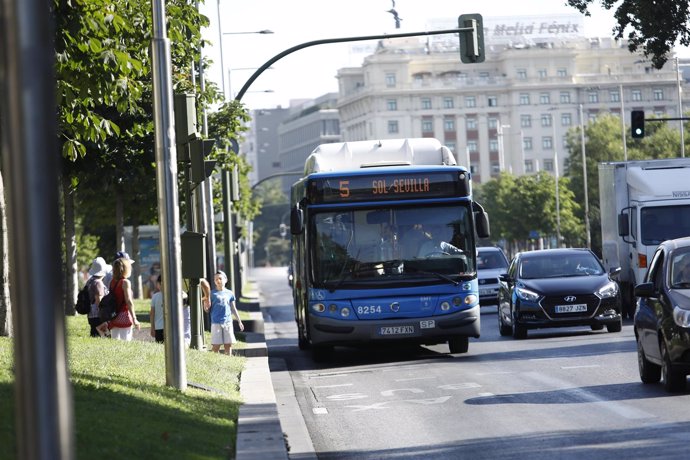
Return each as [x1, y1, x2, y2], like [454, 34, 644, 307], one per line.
[211, 323, 236, 345]
[110, 327, 133, 341]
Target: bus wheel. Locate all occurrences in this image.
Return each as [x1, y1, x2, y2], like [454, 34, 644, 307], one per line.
[311, 346, 333, 362]
[297, 321, 310, 350]
[448, 336, 469, 354]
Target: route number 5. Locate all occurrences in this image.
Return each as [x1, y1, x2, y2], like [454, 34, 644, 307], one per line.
[339, 180, 350, 197]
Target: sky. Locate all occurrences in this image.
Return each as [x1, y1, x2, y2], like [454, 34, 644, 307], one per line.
[199, 0, 687, 109]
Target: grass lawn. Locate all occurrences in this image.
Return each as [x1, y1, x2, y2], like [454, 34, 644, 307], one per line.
[0, 299, 246, 459]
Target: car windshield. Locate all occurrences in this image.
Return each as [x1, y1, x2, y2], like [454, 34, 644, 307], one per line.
[519, 253, 604, 279]
[310, 204, 475, 288]
[671, 250, 690, 289]
[478, 250, 508, 270]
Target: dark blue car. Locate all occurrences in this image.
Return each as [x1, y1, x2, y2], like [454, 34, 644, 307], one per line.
[635, 237, 690, 392]
[498, 248, 622, 339]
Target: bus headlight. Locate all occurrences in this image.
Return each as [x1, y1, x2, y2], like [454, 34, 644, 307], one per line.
[340, 307, 351, 317]
[453, 297, 462, 306]
[464, 294, 478, 305]
[440, 301, 451, 311]
[312, 303, 325, 313]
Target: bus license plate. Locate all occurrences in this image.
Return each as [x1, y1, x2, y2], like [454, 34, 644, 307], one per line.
[554, 304, 588, 313]
[379, 325, 414, 335]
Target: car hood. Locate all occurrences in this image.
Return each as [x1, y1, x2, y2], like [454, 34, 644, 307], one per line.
[520, 275, 611, 295]
[669, 289, 690, 307]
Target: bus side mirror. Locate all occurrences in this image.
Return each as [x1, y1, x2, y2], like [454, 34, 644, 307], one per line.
[290, 207, 303, 235]
[475, 211, 490, 239]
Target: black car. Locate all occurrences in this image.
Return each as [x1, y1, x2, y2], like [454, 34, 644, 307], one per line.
[498, 248, 622, 339]
[634, 237, 690, 392]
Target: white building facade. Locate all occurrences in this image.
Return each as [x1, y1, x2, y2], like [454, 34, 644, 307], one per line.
[336, 14, 681, 184]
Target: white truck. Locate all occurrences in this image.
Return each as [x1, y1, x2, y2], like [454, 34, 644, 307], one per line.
[599, 158, 690, 317]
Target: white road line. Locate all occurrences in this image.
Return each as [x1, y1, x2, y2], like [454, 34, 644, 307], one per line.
[312, 407, 328, 415]
[312, 383, 353, 389]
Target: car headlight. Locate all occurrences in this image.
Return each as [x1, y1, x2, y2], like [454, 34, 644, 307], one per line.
[597, 281, 619, 299]
[516, 286, 540, 303]
[673, 306, 690, 328]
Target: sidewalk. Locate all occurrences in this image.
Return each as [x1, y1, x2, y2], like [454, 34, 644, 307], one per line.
[234, 281, 289, 460]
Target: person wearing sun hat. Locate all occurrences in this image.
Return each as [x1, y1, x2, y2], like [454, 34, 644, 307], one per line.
[86, 257, 110, 337]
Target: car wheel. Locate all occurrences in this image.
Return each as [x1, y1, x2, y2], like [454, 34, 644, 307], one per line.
[448, 336, 469, 354]
[661, 340, 686, 392]
[511, 308, 527, 339]
[637, 335, 661, 384]
[498, 309, 512, 336]
[591, 324, 604, 331]
[606, 318, 622, 333]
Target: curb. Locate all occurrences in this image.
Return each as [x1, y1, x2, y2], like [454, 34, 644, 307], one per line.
[235, 293, 289, 459]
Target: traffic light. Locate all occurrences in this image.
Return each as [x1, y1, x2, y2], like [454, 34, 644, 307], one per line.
[631, 110, 645, 138]
[458, 14, 485, 63]
[189, 137, 216, 184]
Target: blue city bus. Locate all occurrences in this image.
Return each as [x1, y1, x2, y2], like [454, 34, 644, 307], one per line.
[289, 138, 490, 360]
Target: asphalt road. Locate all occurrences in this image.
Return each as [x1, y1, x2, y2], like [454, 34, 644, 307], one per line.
[253, 266, 690, 460]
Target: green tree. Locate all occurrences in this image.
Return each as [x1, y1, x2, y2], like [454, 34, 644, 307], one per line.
[567, 0, 690, 68]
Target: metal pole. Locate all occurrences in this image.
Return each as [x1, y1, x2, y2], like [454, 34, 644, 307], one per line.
[677, 57, 686, 158]
[579, 104, 591, 249]
[619, 84, 628, 161]
[151, 0, 186, 390]
[2, 1, 74, 457]
[552, 114, 561, 247]
[216, 0, 226, 100]
[222, 171, 237, 293]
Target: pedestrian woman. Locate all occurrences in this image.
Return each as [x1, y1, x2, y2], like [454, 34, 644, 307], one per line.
[97, 257, 140, 340]
[86, 257, 110, 337]
[203, 270, 243, 354]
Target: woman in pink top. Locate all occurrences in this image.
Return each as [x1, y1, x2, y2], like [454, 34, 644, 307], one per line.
[97, 257, 140, 340]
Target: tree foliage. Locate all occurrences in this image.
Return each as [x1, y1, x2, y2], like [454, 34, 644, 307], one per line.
[567, 0, 690, 68]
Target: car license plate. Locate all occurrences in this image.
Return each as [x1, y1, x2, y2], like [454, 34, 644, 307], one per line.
[419, 320, 435, 329]
[554, 304, 588, 313]
[379, 325, 414, 335]
[479, 289, 495, 296]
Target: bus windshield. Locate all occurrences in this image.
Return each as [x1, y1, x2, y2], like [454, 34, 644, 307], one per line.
[311, 204, 475, 289]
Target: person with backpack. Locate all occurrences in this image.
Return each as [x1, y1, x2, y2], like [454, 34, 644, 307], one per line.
[83, 257, 110, 337]
[97, 257, 140, 340]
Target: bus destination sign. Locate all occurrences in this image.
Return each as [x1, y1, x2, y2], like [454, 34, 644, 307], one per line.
[308, 171, 466, 203]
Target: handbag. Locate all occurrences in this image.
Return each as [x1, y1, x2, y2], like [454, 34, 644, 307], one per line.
[109, 308, 133, 329]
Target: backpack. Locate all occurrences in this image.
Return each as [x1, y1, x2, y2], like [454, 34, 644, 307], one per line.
[75, 282, 91, 315]
[99, 280, 120, 323]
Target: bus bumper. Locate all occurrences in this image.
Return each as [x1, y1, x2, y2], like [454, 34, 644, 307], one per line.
[308, 305, 480, 347]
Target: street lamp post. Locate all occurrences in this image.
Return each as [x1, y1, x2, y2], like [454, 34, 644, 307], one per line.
[579, 104, 591, 249]
[218, 26, 274, 101]
[551, 112, 561, 247]
[677, 56, 686, 158]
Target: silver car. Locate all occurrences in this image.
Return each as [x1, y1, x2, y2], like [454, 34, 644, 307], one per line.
[477, 246, 509, 306]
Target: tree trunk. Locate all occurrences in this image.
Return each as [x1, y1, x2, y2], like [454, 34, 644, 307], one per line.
[63, 174, 78, 315]
[0, 172, 13, 336]
[115, 189, 125, 251]
[131, 223, 142, 299]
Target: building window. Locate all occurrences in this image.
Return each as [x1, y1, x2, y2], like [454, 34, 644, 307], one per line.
[632, 89, 642, 101]
[653, 88, 664, 100]
[272, 161, 281, 168]
[443, 97, 454, 109]
[465, 96, 476, 108]
[542, 136, 553, 150]
[488, 118, 498, 129]
[541, 114, 552, 127]
[489, 139, 499, 152]
[488, 96, 498, 107]
[560, 91, 570, 104]
[540, 93, 551, 104]
[385, 73, 396, 87]
[387, 99, 397, 111]
[557, 68, 567, 77]
[491, 162, 500, 174]
[421, 97, 432, 109]
[588, 91, 599, 103]
[538, 69, 547, 79]
[523, 137, 533, 150]
[421, 119, 433, 132]
[561, 113, 572, 126]
[521, 114, 531, 128]
[444, 118, 455, 131]
[610, 90, 620, 102]
[466, 118, 477, 130]
[519, 93, 530, 105]
[543, 159, 554, 172]
[446, 141, 456, 152]
[467, 140, 478, 152]
[517, 68, 527, 79]
[525, 160, 534, 172]
[388, 120, 399, 134]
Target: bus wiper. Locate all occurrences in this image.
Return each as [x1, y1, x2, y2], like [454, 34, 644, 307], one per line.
[405, 266, 459, 286]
